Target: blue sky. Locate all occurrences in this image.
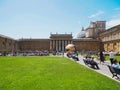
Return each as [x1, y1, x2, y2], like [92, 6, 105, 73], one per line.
[0, 0, 120, 39]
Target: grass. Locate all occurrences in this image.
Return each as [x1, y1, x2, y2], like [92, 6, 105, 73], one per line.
[105, 56, 120, 61]
[0, 56, 120, 90]
[91, 54, 120, 62]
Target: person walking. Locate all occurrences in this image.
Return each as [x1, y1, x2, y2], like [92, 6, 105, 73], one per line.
[99, 51, 104, 64]
[109, 50, 114, 65]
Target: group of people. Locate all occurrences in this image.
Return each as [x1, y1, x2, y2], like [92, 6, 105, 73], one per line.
[66, 52, 79, 61]
[66, 48, 120, 70]
[109, 50, 120, 69]
[83, 56, 100, 69]
[99, 50, 120, 70]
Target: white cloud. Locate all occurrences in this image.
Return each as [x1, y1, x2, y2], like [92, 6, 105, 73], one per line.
[88, 10, 104, 18]
[106, 7, 120, 29]
[106, 19, 120, 29]
[112, 14, 120, 19]
[113, 7, 120, 11]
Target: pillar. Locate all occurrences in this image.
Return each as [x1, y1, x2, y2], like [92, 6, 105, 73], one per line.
[62, 40, 64, 51]
[56, 40, 58, 51]
[59, 40, 61, 51]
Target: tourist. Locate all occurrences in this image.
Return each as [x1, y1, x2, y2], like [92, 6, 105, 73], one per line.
[99, 51, 105, 64]
[75, 51, 79, 56]
[83, 56, 90, 65]
[71, 54, 79, 61]
[112, 59, 120, 69]
[89, 57, 100, 69]
[109, 50, 114, 64]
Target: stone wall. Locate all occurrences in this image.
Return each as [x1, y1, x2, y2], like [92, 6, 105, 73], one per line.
[73, 38, 100, 52]
[99, 25, 120, 53]
[0, 35, 17, 55]
[18, 39, 50, 52]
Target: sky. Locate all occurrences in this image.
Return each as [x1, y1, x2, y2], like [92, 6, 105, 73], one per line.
[0, 0, 120, 39]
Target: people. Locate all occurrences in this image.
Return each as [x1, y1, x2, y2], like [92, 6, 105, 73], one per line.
[112, 59, 120, 69]
[75, 51, 79, 56]
[89, 57, 100, 69]
[109, 50, 114, 64]
[83, 56, 100, 69]
[83, 56, 89, 65]
[71, 53, 79, 61]
[99, 51, 105, 64]
[66, 52, 72, 58]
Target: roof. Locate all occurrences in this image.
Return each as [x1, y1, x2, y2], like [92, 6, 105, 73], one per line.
[73, 38, 99, 42]
[100, 24, 120, 36]
[0, 34, 16, 40]
[50, 34, 73, 38]
[18, 38, 50, 41]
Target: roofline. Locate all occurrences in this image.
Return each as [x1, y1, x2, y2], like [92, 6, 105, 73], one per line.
[18, 38, 50, 41]
[100, 24, 120, 35]
[0, 34, 16, 41]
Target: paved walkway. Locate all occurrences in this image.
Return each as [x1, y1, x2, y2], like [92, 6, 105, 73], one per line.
[64, 54, 120, 83]
[76, 55, 120, 83]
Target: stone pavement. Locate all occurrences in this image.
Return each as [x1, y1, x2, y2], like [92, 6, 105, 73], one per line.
[76, 55, 120, 83]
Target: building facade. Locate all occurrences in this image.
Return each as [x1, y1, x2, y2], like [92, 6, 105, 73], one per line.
[86, 21, 106, 38]
[99, 25, 120, 53]
[18, 39, 50, 52]
[50, 34, 73, 52]
[73, 38, 100, 51]
[0, 34, 17, 55]
[0, 21, 120, 54]
[16, 34, 100, 53]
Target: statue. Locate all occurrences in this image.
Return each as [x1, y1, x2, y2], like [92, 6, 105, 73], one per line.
[65, 44, 79, 61]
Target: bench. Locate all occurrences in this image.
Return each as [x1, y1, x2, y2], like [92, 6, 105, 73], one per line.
[107, 65, 120, 79]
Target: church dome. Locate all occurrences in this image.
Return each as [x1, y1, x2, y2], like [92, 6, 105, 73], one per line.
[77, 27, 86, 38]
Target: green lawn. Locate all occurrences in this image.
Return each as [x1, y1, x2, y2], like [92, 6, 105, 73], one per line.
[105, 56, 120, 61]
[0, 56, 120, 90]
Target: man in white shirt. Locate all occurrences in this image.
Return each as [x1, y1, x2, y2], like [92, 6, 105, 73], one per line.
[109, 50, 114, 64]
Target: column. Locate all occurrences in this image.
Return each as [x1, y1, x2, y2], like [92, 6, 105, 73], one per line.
[67, 40, 68, 45]
[70, 40, 73, 44]
[52, 40, 53, 50]
[118, 42, 120, 52]
[56, 40, 58, 51]
[62, 40, 64, 51]
[54, 40, 56, 51]
[116, 42, 119, 52]
[64, 40, 65, 51]
[53, 40, 55, 51]
[68, 40, 70, 44]
[50, 40, 52, 51]
[59, 40, 61, 51]
[60, 40, 62, 51]
[65, 40, 67, 47]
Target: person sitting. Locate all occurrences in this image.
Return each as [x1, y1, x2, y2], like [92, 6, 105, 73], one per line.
[66, 53, 72, 58]
[83, 56, 90, 65]
[66, 52, 79, 61]
[71, 52, 79, 61]
[89, 57, 100, 69]
[112, 59, 120, 69]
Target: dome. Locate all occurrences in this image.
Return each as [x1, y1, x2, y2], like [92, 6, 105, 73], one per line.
[77, 27, 86, 38]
